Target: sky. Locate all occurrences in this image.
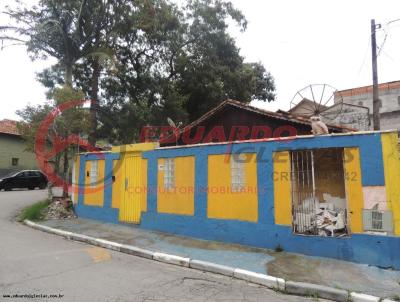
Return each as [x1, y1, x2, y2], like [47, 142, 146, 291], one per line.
[1, 0, 400, 120]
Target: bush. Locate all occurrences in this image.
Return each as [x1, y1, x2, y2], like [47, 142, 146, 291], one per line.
[18, 200, 49, 222]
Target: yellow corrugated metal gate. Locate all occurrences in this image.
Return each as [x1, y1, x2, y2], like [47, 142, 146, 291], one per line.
[115, 142, 157, 224]
[119, 153, 142, 223]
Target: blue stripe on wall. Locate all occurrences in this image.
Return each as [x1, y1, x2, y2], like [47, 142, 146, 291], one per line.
[140, 212, 400, 269]
[74, 133, 397, 268]
[75, 152, 120, 224]
[139, 133, 396, 269]
[143, 132, 385, 190]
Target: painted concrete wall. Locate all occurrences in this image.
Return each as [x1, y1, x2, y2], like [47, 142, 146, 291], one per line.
[73, 132, 400, 269]
[140, 131, 400, 269]
[75, 143, 157, 224]
[335, 86, 400, 131]
[157, 156, 195, 215]
[84, 159, 105, 206]
[322, 103, 370, 131]
[0, 135, 37, 176]
[207, 154, 258, 222]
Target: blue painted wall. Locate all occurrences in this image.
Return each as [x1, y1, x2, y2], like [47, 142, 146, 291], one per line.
[75, 152, 120, 224]
[73, 133, 400, 269]
[141, 133, 400, 269]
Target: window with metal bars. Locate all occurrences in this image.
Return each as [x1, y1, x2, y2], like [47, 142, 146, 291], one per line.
[90, 160, 98, 187]
[164, 158, 175, 189]
[290, 148, 348, 237]
[231, 155, 245, 192]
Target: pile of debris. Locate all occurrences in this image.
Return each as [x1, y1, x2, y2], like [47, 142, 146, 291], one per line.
[314, 206, 347, 237]
[45, 198, 77, 220]
[293, 197, 348, 237]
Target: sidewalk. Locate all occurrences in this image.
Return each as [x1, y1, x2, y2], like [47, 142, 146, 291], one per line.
[42, 218, 400, 299]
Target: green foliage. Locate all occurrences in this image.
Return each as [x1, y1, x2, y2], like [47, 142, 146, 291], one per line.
[16, 87, 89, 194]
[4, 0, 276, 145]
[18, 200, 49, 222]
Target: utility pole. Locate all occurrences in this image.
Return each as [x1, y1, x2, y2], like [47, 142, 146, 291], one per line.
[371, 19, 380, 130]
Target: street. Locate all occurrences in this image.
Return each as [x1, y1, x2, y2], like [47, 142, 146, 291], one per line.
[0, 190, 319, 302]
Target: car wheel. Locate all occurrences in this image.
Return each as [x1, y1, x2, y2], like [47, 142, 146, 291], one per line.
[28, 186, 35, 190]
[4, 186, 12, 191]
[39, 183, 46, 189]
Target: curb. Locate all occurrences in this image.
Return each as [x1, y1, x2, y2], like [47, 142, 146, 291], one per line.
[285, 281, 348, 301]
[23, 220, 394, 302]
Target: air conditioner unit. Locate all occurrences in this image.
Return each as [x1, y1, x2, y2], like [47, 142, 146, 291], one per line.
[363, 209, 393, 233]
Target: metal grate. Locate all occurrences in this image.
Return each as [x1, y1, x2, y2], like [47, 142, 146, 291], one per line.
[363, 209, 393, 232]
[371, 211, 383, 230]
[291, 150, 317, 235]
[291, 149, 348, 237]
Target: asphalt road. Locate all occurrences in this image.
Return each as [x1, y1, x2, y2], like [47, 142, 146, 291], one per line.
[0, 190, 320, 302]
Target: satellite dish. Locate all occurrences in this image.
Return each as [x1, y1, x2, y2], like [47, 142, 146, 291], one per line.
[167, 117, 176, 128]
[290, 84, 344, 123]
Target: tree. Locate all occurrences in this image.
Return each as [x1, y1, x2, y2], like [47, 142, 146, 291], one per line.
[1, 0, 121, 145]
[17, 87, 89, 198]
[4, 0, 276, 147]
[100, 0, 275, 141]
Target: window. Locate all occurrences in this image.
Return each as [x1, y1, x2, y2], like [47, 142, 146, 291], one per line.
[231, 154, 245, 192]
[11, 158, 19, 166]
[90, 160, 98, 187]
[28, 171, 37, 177]
[290, 148, 348, 237]
[164, 158, 175, 189]
[363, 209, 393, 232]
[371, 210, 383, 230]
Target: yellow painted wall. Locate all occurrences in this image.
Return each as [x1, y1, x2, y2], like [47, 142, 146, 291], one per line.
[344, 148, 364, 233]
[73, 155, 80, 204]
[111, 159, 123, 209]
[381, 132, 400, 235]
[273, 151, 292, 225]
[207, 154, 258, 222]
[157, 156, 195, 215]
[84, 159, 105, 207]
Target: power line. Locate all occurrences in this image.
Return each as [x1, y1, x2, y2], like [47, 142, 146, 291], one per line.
[357, 35, 371, 76]
[377, 18, 400, 57]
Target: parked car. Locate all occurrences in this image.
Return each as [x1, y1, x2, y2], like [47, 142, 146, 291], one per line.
[0, 170, 48, 191]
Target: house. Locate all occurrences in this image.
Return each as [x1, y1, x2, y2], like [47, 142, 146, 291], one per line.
[334, 80, 400, 131]
[72, 129, 400, 269]
[286, 98, 328, 116]
[279, 98, 370, 131]
[158, 99, 353, 147]
[0, 119, 37, 176]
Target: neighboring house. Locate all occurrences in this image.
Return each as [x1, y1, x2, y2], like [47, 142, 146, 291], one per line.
[321, 102, 370, 131]
[0, 119, 37, 177]
[161, 99, 352, 147]
[286, 98, 328, 116]
[279, 98, 370, 131]
[334, 80, 400, 131]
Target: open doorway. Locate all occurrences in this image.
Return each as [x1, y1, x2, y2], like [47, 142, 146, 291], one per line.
[290, 148, 348, 237]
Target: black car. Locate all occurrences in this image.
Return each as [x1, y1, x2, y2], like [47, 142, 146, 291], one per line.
[0, 170, 48, 191]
